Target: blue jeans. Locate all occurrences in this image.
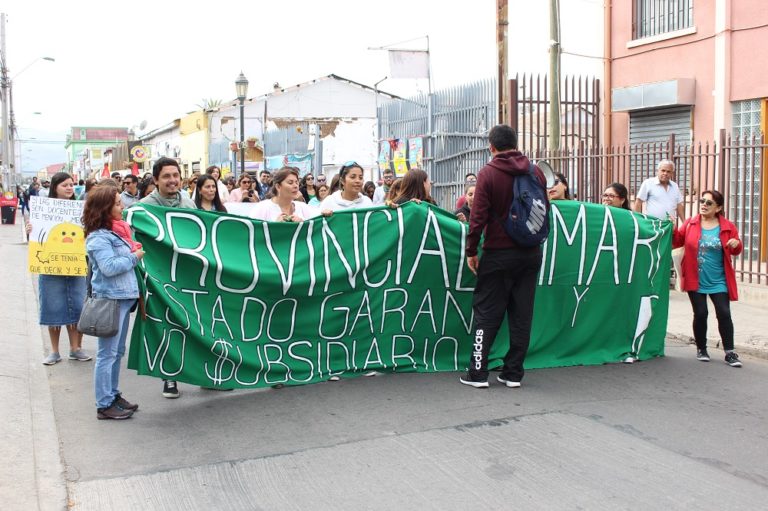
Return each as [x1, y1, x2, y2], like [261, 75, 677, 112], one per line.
[94, 299, 135, 409]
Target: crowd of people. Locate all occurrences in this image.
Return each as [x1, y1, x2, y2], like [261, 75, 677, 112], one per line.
[23, 124, 745, 420]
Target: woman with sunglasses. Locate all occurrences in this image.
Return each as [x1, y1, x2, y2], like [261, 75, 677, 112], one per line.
[601, 182, 630, 210]
[300, 174, 318, 203]
[319, 162, 372, 212]
[228, 174, 258, 203]
[673, 190, 743, 367]
[547, 173, 571, 201]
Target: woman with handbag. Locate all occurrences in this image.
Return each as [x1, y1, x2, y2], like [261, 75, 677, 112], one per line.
[673, 190, 743, 367]
[82, 186, 145, 420]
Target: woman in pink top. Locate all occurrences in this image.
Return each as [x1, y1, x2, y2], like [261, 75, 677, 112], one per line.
[228, 174, 258, 203]
[248, 167, 325, 222]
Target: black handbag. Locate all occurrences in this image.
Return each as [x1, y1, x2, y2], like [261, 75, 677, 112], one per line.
[77, 259, 120, 337]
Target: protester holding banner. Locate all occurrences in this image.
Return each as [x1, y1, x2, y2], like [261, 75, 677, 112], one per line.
[460, 125, 548, 389]
[548, 172, 571, 201]
[139, 157, 196, 398]
[455, 184, 475, 222]
[82, 186, 145, 420]
[249, 167, 321, 221]
[25, 172, 90, 365]
[602, 183, 631, 210]
[228, 174, 258, 203]
[319, 162, 373, 212]
[673, 190, 743, 367]
[393, 169, 436, 205]
[194, 175, 228, 213]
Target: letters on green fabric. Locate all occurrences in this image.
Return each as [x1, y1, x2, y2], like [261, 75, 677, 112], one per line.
[126, 201, 671, 388]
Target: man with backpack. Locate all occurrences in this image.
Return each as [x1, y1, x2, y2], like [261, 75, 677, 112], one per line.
[460, 124, 550, 389]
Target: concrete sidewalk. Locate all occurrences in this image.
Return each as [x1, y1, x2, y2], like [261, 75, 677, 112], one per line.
[666, 285, 768, 360]
[0, 221, 67, 511]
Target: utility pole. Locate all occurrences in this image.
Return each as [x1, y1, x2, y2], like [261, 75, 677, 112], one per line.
[549, 0, 562, 150]
[1, 13, 9, 189]
[496, 0, 508, 125]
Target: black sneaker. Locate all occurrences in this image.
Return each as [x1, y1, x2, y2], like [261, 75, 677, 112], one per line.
[496, 375, 521, 388]
[162, 380, 180, 399]
[725, 352, 742, 367]
[114, 393, 139, 411]
[696, 350, 711, 362]
[97, 404, 133, 420]
[459, 373, 489, 388]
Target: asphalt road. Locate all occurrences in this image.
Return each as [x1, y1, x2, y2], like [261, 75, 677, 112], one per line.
[47, 334, 768, 510]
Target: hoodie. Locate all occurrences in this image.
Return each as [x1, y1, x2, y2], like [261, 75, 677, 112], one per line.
[319, 190, 372, 212]
[466, 150, 548, 256]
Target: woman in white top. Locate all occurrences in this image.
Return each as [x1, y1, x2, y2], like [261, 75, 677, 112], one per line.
[249, 167, 322, 222]
[319, 162, 373, 212]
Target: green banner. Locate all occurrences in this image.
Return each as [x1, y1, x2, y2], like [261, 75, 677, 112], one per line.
[126, 201, 671, 388]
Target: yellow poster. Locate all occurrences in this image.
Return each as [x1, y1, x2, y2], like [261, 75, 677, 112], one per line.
[27, 197, 87, 276]
[393, 139, 408, 177]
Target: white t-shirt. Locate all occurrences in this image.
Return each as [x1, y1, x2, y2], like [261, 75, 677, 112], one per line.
[637, 177, 682, 220]
[372, 185, 389, 205]
[248, 199, 319, 221]
[319, 191, 373, 212]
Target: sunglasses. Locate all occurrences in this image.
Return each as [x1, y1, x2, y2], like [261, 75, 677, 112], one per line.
[341, 160, 359, 170]
[699, 198, 715, 207]
[317, 177, 326, 182]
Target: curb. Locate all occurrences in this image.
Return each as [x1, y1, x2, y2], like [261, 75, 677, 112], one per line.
[666, 331, 768, 361]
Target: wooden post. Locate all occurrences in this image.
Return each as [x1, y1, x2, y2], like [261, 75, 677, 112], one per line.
[497, 0, 508, 125]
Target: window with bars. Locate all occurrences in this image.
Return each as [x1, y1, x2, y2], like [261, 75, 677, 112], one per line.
[633, 0, 693, 39]
[729, 99, 763, 261]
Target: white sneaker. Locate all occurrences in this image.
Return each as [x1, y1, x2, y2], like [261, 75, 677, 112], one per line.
[328, 375, 341, 381]
[496, 376, 521, 388]
[363, 371, 378, 377]
[623, 356, 636, 364]
[42, 352, 61, 365]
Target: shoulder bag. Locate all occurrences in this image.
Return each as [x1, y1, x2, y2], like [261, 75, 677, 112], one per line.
[77, 258, 120, 337]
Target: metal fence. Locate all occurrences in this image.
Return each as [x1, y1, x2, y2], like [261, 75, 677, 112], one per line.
[512, 73, 600, 152]
[264, 122, 311, 157]
[533, 133, 767, 285]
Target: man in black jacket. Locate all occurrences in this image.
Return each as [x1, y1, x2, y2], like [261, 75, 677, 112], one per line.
[460, 124, 548, 389]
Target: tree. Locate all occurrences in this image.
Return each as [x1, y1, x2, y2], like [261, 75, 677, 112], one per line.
[197, 98, 223, 110]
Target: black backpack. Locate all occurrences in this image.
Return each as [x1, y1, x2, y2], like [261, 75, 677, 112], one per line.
[501, 163, 549, 247]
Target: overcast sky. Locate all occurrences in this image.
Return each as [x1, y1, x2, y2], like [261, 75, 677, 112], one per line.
[4, 0, 602, 174]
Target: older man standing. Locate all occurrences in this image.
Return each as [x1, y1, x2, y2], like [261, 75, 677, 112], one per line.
[634, 159, 685, 223]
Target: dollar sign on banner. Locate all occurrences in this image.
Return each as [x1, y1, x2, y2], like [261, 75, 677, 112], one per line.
[204, 339, 236, 385]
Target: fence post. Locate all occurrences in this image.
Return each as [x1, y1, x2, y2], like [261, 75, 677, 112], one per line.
[718, 128, 726, 192]
[667, 133, 676, 163]
[508, 78, 518, 129]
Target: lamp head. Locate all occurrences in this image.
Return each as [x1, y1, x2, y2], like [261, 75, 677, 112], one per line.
[235, 72, 249, 101]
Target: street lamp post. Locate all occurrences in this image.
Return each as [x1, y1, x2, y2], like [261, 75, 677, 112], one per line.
[235, 72, 248, 179]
